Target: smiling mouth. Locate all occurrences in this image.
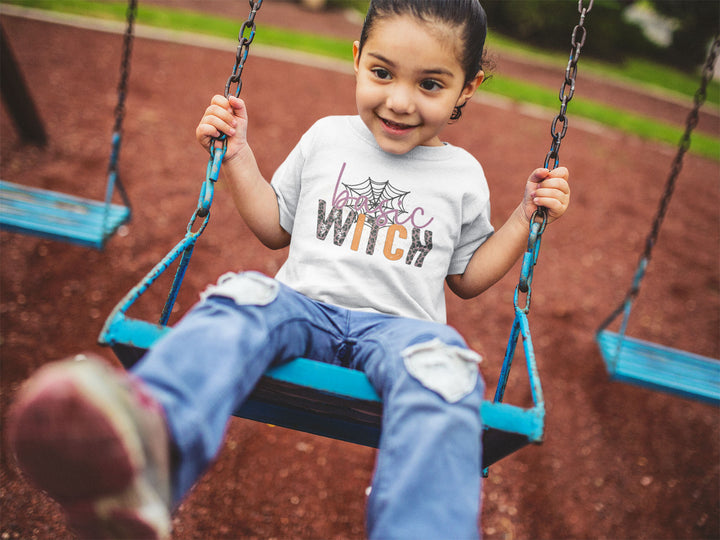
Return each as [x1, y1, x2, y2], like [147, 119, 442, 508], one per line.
[380, 117, 418, 132]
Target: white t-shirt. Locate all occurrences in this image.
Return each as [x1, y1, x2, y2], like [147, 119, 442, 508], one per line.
[272, 116, 493, 323]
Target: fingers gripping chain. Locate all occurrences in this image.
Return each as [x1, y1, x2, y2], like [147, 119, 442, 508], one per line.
[156, 1, 263, 323]
[194, 0, 263, 223]
[516, 1, 592, 306]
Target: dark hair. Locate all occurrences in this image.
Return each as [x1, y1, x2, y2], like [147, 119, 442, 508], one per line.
[358, 0, 487, 119]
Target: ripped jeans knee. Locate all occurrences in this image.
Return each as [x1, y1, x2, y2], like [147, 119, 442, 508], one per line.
[401, 338, 483, 403]
[200, 271, 280, 307]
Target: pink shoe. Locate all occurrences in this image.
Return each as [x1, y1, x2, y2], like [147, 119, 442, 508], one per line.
[7, 355, 172, 540]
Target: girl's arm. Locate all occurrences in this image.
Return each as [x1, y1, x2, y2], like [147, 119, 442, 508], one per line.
[446, 167, 570, 299]
[196, 95, 291, 249]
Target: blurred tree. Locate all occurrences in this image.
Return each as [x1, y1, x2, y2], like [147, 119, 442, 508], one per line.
[482, 0, 654, 62]
[482, 0, 716, 71]
[649, 0, 719, 69]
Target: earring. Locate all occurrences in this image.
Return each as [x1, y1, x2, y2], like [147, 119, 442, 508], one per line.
[450, 103, 466, 121]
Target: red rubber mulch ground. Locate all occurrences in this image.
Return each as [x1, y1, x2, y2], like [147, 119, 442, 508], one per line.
[1, 3, 718, 539]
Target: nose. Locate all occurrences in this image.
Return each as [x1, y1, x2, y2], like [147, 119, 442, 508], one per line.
[386, 83, 415, 115]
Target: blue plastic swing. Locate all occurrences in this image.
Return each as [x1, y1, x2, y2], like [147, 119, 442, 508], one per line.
[597, 331, 720, 407]
[596, 35, 720, 406]
[0, 158, 131, 250]
[0, 1, 136, 250]
[99, 0, 594, 471]
[596, 254, 720, 407]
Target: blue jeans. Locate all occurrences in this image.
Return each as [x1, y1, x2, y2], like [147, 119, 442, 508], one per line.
[133, 272, 485, 539]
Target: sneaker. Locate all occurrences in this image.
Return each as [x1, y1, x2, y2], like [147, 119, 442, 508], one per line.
[7, 354, 172, 540]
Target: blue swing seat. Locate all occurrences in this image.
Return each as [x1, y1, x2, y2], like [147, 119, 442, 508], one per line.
[0, 180, 130, 249]
[597, 330, 720, 406]
[100, 311, 545, 470]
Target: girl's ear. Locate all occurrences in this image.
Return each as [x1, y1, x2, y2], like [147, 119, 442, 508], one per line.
[353, 41, 361, 74]
[456, 70, 484, 108]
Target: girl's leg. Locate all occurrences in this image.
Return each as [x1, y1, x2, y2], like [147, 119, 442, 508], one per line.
[349, 314, 485, 540]
[132, 271, 340, 504]
[8, 272, 346, 538]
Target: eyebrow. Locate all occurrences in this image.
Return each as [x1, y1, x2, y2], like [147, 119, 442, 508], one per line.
[367, 51, 455, 78]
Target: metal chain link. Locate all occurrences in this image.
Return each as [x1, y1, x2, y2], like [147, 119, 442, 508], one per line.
[516, 0, 592, 301]
[544, 0, 593, 170]
[225, 0, 263, 98]
[112, 0, 137, 135]
[597, 32, 720, 332]
[642, 34, 720, 264]
[155, 1, 264, 325]
[496, 5, 595, 419]
[195, 0, 263, 221]
[106, 0, 137, 210]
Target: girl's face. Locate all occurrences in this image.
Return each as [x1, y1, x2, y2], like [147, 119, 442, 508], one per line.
[353, 14, 483, 155]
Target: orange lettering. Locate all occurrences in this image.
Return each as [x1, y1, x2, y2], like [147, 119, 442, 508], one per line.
[383, 224, 406, 261]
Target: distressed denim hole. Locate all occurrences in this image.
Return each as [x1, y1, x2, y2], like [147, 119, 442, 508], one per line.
[200, 271, 280, 306]
[402, 338, 482, 403]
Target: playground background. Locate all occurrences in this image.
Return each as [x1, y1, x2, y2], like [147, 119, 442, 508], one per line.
[1, 1, 718, 538]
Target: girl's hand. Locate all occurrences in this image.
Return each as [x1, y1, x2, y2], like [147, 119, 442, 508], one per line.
[521, 167, 570, 224]
[195, 94, 249, 161]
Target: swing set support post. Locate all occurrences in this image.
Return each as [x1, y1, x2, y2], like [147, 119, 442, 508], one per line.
[0, 24, 47, 147]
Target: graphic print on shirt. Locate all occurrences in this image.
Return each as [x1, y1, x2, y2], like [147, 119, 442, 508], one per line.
[316, 162, 434, 267]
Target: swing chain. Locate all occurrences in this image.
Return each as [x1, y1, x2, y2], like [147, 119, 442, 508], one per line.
[112, 0, 137, 135]
[544, 0, 593, 171]
[516, 1, 592, 301]
[195, 0, 263, 221]
[597, 33, 720, 335]
[149, 2, 264, 325]
[105, 0, 137, 212]
[639, 33, 720, 273]
[225, 0, 264, 99]
[516, 210, 547, 303]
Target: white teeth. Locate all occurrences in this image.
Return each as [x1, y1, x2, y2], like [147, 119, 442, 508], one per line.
[384, 119, 409, 129]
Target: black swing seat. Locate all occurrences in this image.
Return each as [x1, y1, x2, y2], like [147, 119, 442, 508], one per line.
[0, 180, 130, 249]
[101, 312, 545, 470]
[597, 330, 720, 406]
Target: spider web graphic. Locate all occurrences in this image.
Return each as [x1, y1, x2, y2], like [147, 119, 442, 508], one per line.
[343, 177, 409, 227]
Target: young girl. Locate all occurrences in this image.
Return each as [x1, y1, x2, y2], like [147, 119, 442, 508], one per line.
[8, 1, 570, 538]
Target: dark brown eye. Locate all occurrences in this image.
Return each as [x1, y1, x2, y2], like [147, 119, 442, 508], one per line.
[420, 79, 442, 91]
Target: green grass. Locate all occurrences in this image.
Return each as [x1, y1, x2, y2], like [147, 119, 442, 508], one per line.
[3, 0, 719, 160]
[3, 0, 354, 61]
[485, 76, 720, 160]
[487, 31, 720, 108]
[591, 58, 720, 107]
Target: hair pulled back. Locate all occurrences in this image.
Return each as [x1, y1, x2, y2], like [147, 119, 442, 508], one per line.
[359, 0, 487, 83]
